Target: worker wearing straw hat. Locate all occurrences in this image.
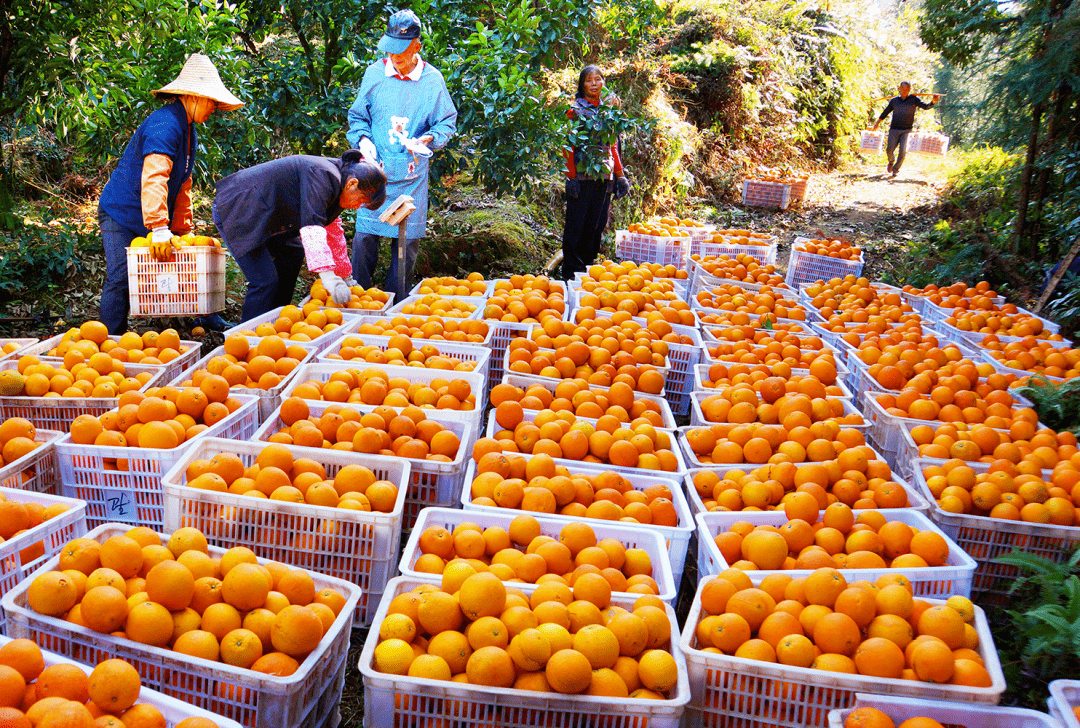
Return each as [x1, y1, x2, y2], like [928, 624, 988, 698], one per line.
[97, 53, 243, 334]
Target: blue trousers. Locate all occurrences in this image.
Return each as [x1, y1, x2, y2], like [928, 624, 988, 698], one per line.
[214, 207, 305, 322]
[352, 232, 419, 301]
[98, 207, 142, 335]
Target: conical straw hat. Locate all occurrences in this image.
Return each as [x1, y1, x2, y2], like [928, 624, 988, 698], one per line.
[152, 53, 243, 111]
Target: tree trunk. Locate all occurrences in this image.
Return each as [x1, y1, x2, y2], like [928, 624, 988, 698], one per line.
[1014, 103, 1043, 255]
[1033, 84, 1069, 259]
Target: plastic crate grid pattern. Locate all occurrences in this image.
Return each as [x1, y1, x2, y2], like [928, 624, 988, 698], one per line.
[162, 437, 409, 626]
[741, 180, 791, 209]
[694, 238, 779, 267]
[829, 694, 1058, 728]
[0, 430, 62, 496]
[860, 130, 885, 154]
[0, 339, 37, 363]
[126, 246, 226, 316]
[613, 230, 690, 268]
[1049, 680, 1080, 728]
[56, 395, 260, 530]
[905, 131, 950, 156]
[23, 332, 203, 386]
[785, 246, 865, 291]
[788, 176, 811, 202]
[1, 523, 360, 728]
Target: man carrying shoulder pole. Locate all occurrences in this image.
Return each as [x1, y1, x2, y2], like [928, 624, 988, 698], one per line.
[872, 81, 940, 178]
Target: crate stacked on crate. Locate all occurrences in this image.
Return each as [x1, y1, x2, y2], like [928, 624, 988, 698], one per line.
[831, 694, 1059, 728]
[679, 574, 1006, 728]
[162, 437, 410, 626]
[401, 507, 678, 604]
[860, 129, 885, 154]
[910, 457, 1080, 604]
[742, 178, 792, 210]
[22, 327, 202, 385]
[127, 244, 226, 317]
[906, 130, 951, 156]
[277, 363, 484, 528]
[0, 634, 246, 728]
[56, 394, 260, 530]
[360, 577, 690, 728]
[694, 508, 977, 597]
[615, 221, 691, 267]
[785, 236, 865, 290]
[0, 338, 36, 363]
[1, 522, 361, 728]
[0, 486, 87, 631]
[0, 429, 63, 495]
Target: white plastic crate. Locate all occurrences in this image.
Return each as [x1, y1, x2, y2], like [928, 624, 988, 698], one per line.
[386, 294, 484, 321]
[0, 338, 36, 363]
[169, 345, 316, 422]
[0, 486, 87, 633]
[0, 361, 166, 431]
[482, 408, 687, 476]
[461, 454, 693, 584]
[1049, 680, 1080, 728]
[571, 272, 689, 301]
[251, 396, 476, 532]
[785, 245, 865, 291]
[502, 347, 670, 399]
[860, 129, 885, 154]
[349, 314, 496, 348]
[690, 268, 789, 299]
[689, 390, 868, 432]
[22, 332, 203, 385]
[486, 320, 537, 403]
[501, 372, 677, 429]
[297, 291, 395, 316]
[0, 429, 62, 496]
[789, 176, 811, 202]
[409, 278, 495, 297]
[614, 230, 691, 268]
[360, 577, 690, 728]
[161, 437, 409, 627]
[978, 348, 1069, 384]
[910, 457, 1080, 604]
[0, 634, 245, 728]
[690, 362, 856, 401]
[126, 246, 226, 317]
[223, 306, 354, 355]
[56, 395, 259, 530]
[830, 693, 1056, 728]
[695, 508, 976, 597]
[742, 180, 792, 210]
[1, 522, 360, 728]
[680, 581, 1005, 728]
[400, 507, 677, 604]
[905, 130, 951, 156]
[932, 317, 1070, 350]
[318, 334, 491, 395]
[694, 238, 779, 267]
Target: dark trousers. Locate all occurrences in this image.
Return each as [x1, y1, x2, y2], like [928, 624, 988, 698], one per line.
[98, 207, 142, 335]
[352, 232, 419, 301]
[887, 129, 910, 172]
[213, 206, 304, 322]
[562, 179, 613, 280]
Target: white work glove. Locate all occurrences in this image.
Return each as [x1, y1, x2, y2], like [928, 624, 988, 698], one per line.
[345, 276, 359, 288]
[150, 226, 173, 261]
[359, 138, 378, 164]
[320, 271, 351, 305]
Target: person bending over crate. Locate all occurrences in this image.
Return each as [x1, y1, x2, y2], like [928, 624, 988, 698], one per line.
[211, 152, 387, 322]
[872, 81, 940, 178]
[97, 54, 243, 335]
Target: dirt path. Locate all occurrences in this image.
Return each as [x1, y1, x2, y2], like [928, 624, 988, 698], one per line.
[731, 153, 955, 282]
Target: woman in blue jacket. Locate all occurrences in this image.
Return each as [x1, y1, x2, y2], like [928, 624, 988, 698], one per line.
[97, 54, 243, 334]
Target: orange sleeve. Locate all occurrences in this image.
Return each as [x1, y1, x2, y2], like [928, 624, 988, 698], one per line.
[141, 153, 172, 229]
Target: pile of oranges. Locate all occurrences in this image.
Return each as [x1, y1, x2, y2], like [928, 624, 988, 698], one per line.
[585, 261, 688, 282]
[710, 504, 951, 571]
[0, 341, 24, 356]
[323, 334, 482, 373]
[653, 216, 704, 229]
[699, 362, 846, 395]
[805, 278, 912, 320]
[872, 389, 1036, 428]
[943, 306, 1063, 340]
[490, 380, 668, 429]
[44, 321, 191, 366]
[627, 221, 686, 239]
[230, 304, 348, 342]
[506, 339, 665, 394]
[411, 516, 659, 595]
[575, 288, 686, 320]
[371, 578, 677, 698]
[176, 335, 308, 393]
[903, 281, 1000, 311]
[262, 397, 462, 464]
[466, 447, 680, 524]
[909, 422, 1077, 467]
[702, 230, 774, 246]
[693, 255, 785, 287]
[528, 315, 679, 357]
[689, 448, 913, 511]
[920, 458, 1080, 523]
[483, 276, 567, 323]
[0, 486, 71, 562]
[795, 238, 862, 260]
[691, 567, 991, 685]
[313, 277, 390, 310]
[184, 443, 400, 513]
[979, 334, 1080, 380]
[395, 294, 478, 319]
[694, 283, 807, 318]
[28, 528, 347, 673]
[705, 330, 837, 370]
[488, 402, 678, 471]
[69, 386, 245, 451]
[696, 379, 859, 426]
[0, 637, 222, 728]
[0, 417, 41, 468]
[0, 352, 152, 399]
[684, 421, 876, 467]
[843, 707, 953, 728]
[849, 331, 991, 392]
[287, 368, 478, 412]
[354, 316, 490, 344]
[415, 274, 488, 296]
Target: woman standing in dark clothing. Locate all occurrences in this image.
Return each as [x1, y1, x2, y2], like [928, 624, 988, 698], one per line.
[212, 151, 387, 322]
[562, 65, 631, 280]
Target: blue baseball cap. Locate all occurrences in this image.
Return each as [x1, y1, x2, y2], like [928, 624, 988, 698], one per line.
[378, 10, 422, 55]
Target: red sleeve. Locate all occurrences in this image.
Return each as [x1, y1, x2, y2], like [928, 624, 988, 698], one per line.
[565, 107, 577, 179]
[612, 143, 623, 177]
